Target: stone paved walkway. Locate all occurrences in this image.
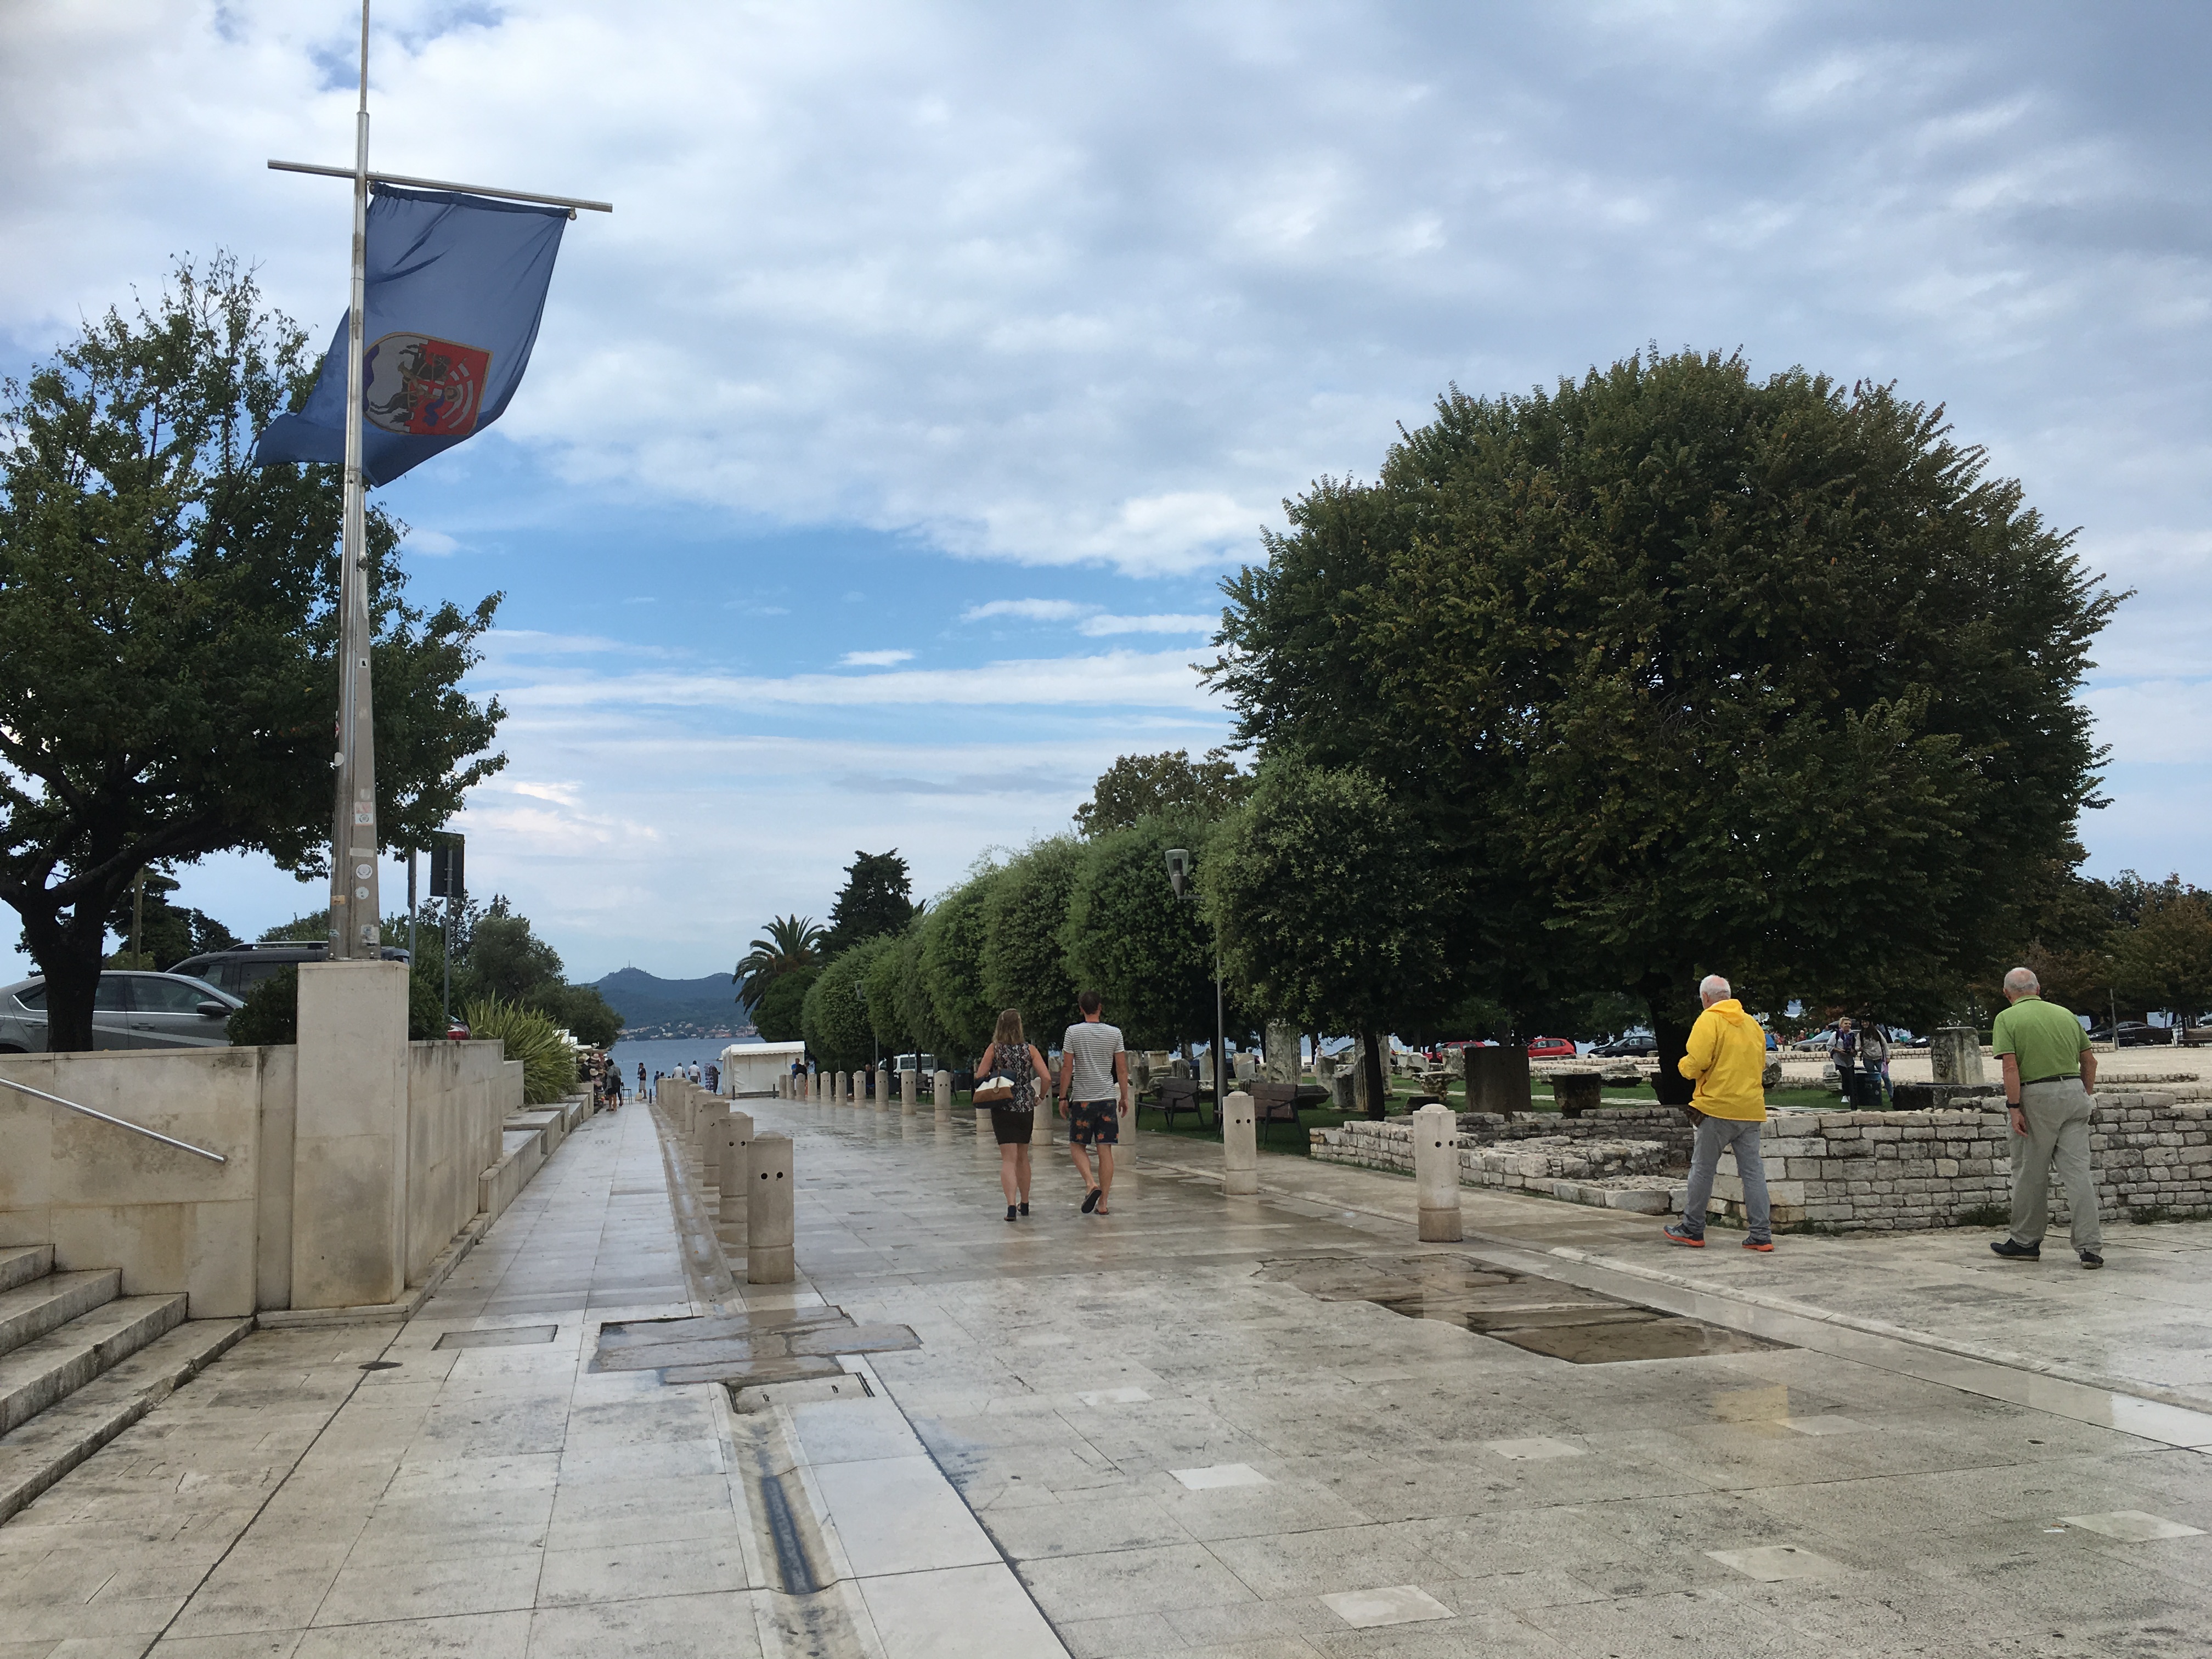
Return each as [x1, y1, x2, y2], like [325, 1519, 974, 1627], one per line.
[776, 1100, 2212, 1658]
[4, 1094, 2210, 1659]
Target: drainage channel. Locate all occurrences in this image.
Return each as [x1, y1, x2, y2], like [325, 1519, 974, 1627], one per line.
[1258, 1253, 1787, 1363]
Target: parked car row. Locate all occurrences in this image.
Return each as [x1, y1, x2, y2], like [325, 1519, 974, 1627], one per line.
[0, 971, 242, 1052]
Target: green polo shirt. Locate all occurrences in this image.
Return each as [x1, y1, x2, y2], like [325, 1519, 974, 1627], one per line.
[1990, 995, 2091, 1085]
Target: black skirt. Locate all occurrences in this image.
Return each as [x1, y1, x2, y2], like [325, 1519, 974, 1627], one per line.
[990, 1105, 1035, 1145]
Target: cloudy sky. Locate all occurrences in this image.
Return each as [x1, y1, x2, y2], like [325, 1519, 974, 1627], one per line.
[4, 1, 2207, 983]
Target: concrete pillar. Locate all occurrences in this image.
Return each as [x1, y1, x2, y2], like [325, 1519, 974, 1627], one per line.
[1465, 1045, 1532, 1119]
[695, 1099, 727, 1171]
[1931, 1028, 1985, 1086]
[1413, 1102, 1463, 1241]
[934, 1069, 952, 1123]
[899, 1070, 915, 1115]
[1554, 1073, 1602, 1119]
[291, 961, 410, 1310]
[718, 1110, 753, 1233]
[1222, 1088, 1257, 1195]
[748, 1132, 794, 1283]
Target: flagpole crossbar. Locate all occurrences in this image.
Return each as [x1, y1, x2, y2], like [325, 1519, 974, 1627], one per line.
[268, 159, 613, 216]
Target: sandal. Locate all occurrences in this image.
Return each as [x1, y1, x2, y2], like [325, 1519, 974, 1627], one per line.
[1081, 1186, 1101, 1214]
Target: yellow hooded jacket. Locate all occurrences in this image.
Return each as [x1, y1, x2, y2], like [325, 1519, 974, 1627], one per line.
[1677, 998, 1767, 1121]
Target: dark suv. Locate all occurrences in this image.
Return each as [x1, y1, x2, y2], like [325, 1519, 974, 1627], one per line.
[169, 941, 410, 1000]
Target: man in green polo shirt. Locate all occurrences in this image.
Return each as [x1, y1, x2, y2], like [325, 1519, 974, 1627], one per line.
[1989, 966, 2102, 1268]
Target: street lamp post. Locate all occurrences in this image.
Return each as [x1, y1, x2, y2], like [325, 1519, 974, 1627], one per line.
[1164, 849, 1226, 1107]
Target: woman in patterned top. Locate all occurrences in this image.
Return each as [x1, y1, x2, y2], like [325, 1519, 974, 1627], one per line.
[978, 1009, 1054, 1222]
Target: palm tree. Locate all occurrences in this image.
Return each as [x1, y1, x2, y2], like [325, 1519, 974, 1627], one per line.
[734, 915, 826, 1007]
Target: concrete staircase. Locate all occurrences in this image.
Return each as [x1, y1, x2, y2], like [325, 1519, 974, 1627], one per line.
[0, 1244, 252, 1523]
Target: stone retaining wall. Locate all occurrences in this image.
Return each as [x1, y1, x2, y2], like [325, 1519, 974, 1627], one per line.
[1455, 1107, 1697, 1165]
[1311, 1119, 1668, 1206]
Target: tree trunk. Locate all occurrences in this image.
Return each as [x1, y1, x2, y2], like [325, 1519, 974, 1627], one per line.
[15, 894, 117, 1053]
[1643, 972, 1697, 1109]
[1360, 1026, 1388, 1121]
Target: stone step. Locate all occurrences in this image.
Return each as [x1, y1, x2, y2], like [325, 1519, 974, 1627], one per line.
[0, 1293, 188, 1437]
[0, 1316, 253, 1526]
[0, 1246, 54, 1295]
[0, 1270, 122, 1361]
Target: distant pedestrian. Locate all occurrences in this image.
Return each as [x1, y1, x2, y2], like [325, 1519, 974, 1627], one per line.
[1858, 1021, 1891, 1104]
[1664, 974, 1774, 1253]
[1059, 991, 1130, 1215]
[605, 1066, 623, 1111]
[1989, 967, 2102, 1268]
[977, 1010, 1053, 1221]
[1832, 1017, 1859, 1097]
[703, 1060, 719, 1093]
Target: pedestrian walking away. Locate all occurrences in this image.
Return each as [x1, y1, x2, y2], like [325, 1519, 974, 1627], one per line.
[977, 1009, 1054, 1221]
[1059, 990, 1130, 1215]
[1859, 1019, 1891, 1104]
[1989, 966, 2103, 1268]
[1664, 974, 1775, 1252]
[605, 1066, 623, 1111]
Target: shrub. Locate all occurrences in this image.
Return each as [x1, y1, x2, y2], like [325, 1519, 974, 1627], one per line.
[464, 997, 578, 1104]
[227, 966, 298, 1045]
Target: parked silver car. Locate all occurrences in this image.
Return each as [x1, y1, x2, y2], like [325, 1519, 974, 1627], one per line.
[0, 971, 242, 1052]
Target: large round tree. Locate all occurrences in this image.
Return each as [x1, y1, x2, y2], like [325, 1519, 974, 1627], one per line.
[1211, 349, 2118, 1088]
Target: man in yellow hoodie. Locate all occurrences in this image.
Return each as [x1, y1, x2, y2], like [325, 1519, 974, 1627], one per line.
[1662, 974, 1774, 1252]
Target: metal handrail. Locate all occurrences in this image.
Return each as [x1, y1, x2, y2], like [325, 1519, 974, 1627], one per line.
[0, 1074, 228, 1164]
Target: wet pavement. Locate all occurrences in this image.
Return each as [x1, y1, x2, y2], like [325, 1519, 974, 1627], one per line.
[2, 1093, 2209, 1658]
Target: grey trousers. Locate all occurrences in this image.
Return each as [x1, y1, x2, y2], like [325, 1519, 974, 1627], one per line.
[1681, 1114, 1770, 1244]
[2010, 1077, 2101, 1251]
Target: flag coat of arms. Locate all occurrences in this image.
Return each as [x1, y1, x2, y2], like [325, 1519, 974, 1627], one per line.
[254, 183, 568, 486]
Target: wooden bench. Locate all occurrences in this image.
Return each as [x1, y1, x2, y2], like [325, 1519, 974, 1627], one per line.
[1146, 1076, 1212, 1131]
[1251, 1081, 1332, 1145]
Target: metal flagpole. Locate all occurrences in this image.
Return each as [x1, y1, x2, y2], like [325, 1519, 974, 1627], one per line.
[329, 0, 381, 961]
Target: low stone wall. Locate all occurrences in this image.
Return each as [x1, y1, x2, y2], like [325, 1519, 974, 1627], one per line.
[1311, 1119, 1668, 1207]
[1458, 1107, 1697, 1165]
[1705, 1092, 2210, 1232]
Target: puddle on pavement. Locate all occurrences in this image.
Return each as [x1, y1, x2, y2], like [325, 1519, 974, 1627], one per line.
[1258, 1254, 1785, 1364]
[594, 1305, 920, 1386]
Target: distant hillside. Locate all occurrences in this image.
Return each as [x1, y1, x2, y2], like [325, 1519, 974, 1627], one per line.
[592, 967, 748, 1034]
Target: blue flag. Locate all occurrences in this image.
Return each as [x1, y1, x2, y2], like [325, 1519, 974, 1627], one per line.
[253, 183, 567, 486]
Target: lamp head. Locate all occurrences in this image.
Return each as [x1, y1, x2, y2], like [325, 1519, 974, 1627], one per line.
[1164, 847, 1190, 898]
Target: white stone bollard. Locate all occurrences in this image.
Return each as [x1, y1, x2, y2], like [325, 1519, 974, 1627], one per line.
[834, 1070, 847, 1105]
[899, 1070, 915, 1115]
[748, 1133, 794, 1283]
[934, 1069, 952, 1122]
[1223, 1089, 1258, 1195]
[1413, 1102, 1463, 1241]
[719, 1110, 753, 1233]
[696, 1099, 727, 1170]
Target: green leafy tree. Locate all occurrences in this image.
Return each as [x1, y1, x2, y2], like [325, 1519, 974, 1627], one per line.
[104, 871, 238, 969]
[860, 923, 947, 1064]
[825, 851, 916, 953]
[464, 905, 566, 1003]
[262, 911, 337, 943]
[2112, 876, 2212, 1023]
[1074, 748, 1250, 837]
[734, 913, 825, 1006]
[0, 256, 506, 1049]
[527, 981, 624, 1048]
[919, 867, 1000, 1062]
[980, 837, 1082, 1040]
[1061, 817, 1221, 1052]
[751, 965, 817, 1043]
[1203, 760, 1455, 1116]
[1211, 349, 2119, 1091]
[803, 933, 893, 1074]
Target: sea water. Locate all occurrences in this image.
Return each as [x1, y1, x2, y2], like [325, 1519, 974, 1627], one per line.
[607, 1034, 764, 1088]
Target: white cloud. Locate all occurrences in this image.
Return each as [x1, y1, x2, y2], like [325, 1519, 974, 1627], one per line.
[963, 598, 1087, 622]
[1077, 613, 1215, 636]
[2087, 679, 2212, 765]
[839, 648, 915, 668]
[499, 648, 1214, 712]
[407, 528, 461, 556]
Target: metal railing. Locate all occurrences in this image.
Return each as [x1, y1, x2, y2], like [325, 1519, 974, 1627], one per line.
[0, 1074, 228, 1164]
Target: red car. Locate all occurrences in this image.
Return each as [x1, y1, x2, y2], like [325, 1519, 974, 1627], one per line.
[1525, 1036, 1577, 1060]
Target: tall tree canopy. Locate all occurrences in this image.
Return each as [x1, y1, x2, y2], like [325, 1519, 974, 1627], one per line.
[734, 914, 825, 1006]
[825, 850, 916, 953]
[1060, 816, 1223, 1052]
[980, 837, 1082, 1039]
[1074, 748, 1250, 837]
[0, 257, 506, 1049]
[1211, 349, 2119, 1075]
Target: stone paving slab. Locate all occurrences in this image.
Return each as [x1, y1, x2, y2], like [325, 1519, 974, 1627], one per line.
[748, 1097, 2212, 1658]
